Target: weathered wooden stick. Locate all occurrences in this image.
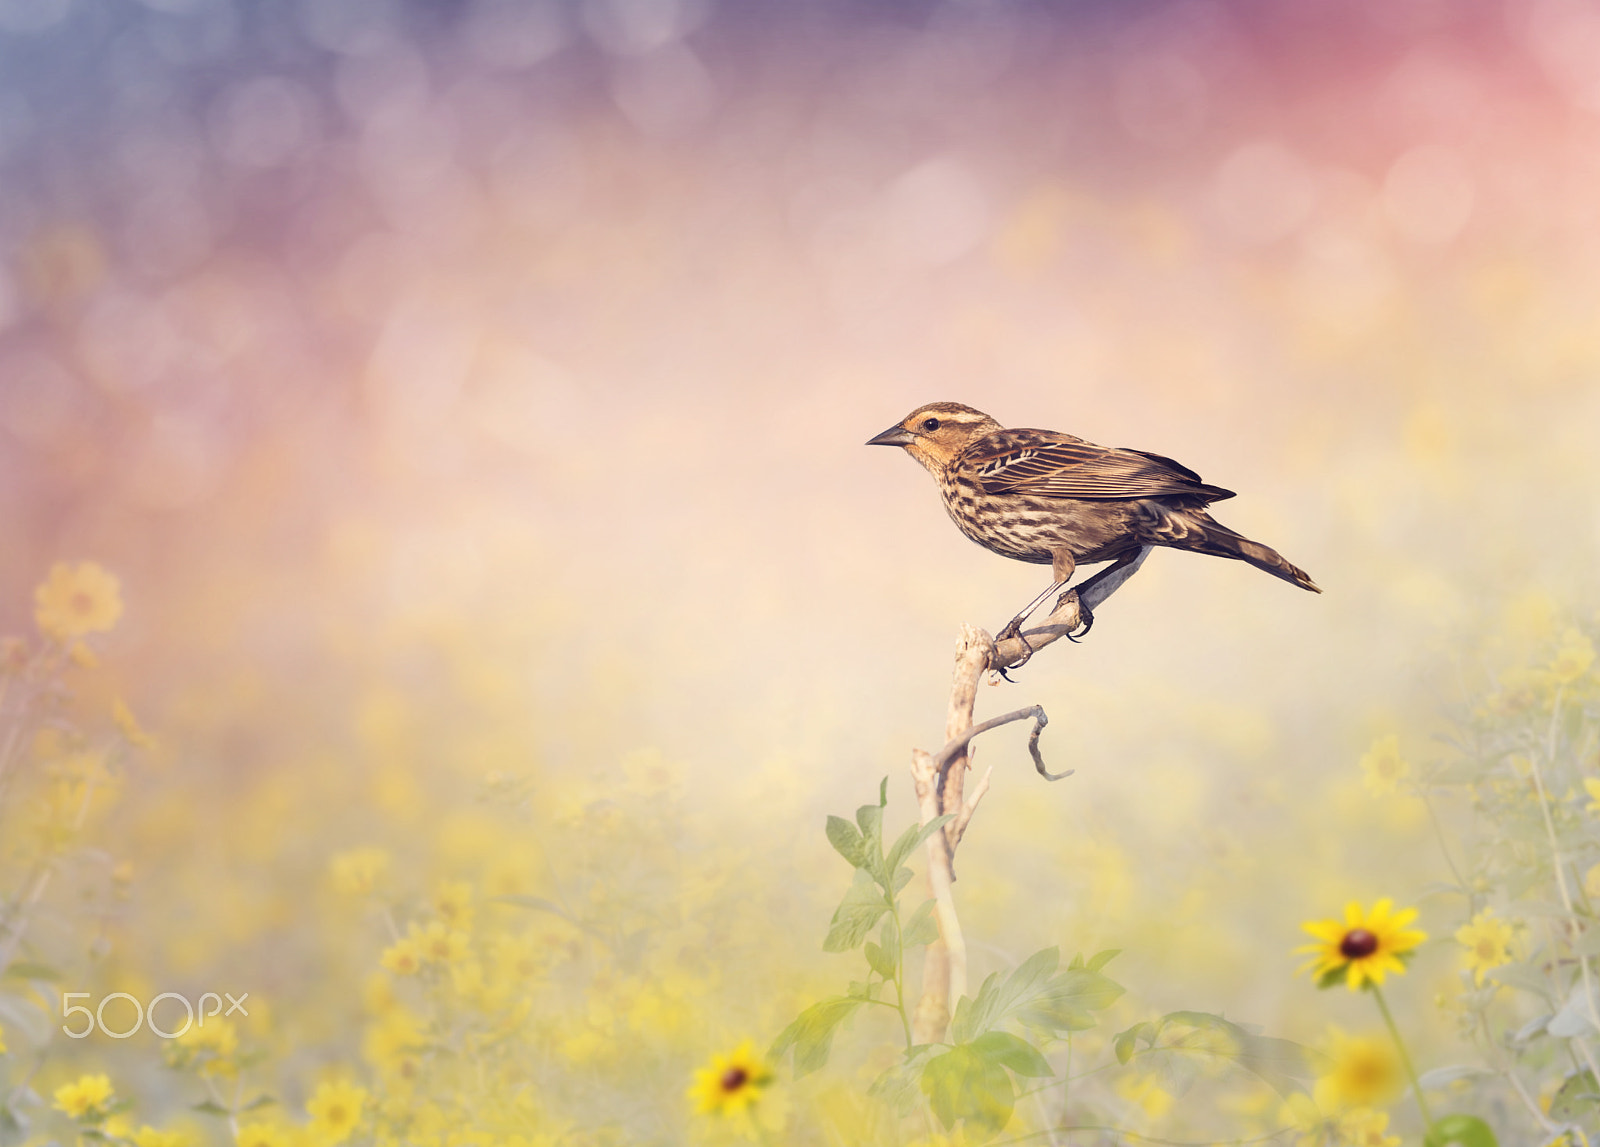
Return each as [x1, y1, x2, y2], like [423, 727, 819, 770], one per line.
[909, 547, 1152, 1043]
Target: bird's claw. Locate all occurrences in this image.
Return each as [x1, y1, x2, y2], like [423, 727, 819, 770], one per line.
[1059, 592, 1094, 643]
[993, 619, 1034, 679]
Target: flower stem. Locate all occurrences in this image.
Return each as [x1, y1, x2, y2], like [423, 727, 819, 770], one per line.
[1371, 984, 1437, 1136]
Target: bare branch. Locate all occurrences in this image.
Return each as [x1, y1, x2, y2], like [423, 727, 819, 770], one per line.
[989, 546, 1151, 672]
[933, 704, 1066, 780]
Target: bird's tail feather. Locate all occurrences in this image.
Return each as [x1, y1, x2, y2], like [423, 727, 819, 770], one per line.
[1177, 512, 1322, 593]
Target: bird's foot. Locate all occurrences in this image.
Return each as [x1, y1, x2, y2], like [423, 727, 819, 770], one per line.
[1056, 590, 1094, 643]
[993, 618, 1035, 679]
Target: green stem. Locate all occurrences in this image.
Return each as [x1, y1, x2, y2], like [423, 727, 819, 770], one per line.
[889, 897, 912, 1050]
[1372, 984, 1437, 1136]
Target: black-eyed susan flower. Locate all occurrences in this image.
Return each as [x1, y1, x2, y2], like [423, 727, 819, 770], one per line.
[33, 561, 123, 641]
[53, 1073, 115, 1120]
[1298, 898, 1426, 990]
[1358, 735, 1408, 797]
[306, 1080, 366, 1146]
[688, 1040, 772, 1116]
[1455, 908, 1515, 986]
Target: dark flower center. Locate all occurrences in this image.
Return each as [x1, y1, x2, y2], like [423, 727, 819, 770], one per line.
[1340, 928, 1379, 959]
[720, 1067, 749, 1092]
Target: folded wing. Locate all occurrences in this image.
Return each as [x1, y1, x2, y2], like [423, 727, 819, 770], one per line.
[970, 435, 1235, 503]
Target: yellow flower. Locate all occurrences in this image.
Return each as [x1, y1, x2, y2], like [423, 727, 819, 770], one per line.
[133, 1126, 187, 1147]
[53, 1073, 115, 1120]
[688, 1040, 772, 1116]
[330, 848, 390, 896]
[112, 697, 157, 749]
[307, 1080, 367, 1145]
[1358, 735, 1408, 797]
[0, 1020, 7, 1053]
[433, 879, 475, 932]
[34, 561, 123, 640]
[1337, 1107, 1401, 1146]
[1297, 898, 1427, 990]
[167, 1018, 239, 1077]
[1585, 778, 1600, 815]
[1551, 628, 1596, 685]
[380, 936, 423, 976]
[412, 921, 470, 965]
[1314, 1029, 1402, 1110]
[237, 1124, 289, 1147]
[1455, 909, 1515, 987]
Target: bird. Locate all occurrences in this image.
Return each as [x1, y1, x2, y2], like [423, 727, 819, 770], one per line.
[867, 401, 1319, 667]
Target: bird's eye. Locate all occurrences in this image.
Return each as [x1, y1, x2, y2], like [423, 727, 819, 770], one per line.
[922, 418, 941, 431]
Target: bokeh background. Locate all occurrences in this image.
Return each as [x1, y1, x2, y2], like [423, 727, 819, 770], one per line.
[1, 0, 1599, 1142]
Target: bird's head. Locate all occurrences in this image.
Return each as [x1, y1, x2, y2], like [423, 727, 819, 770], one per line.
[866, 402, 1003, 473]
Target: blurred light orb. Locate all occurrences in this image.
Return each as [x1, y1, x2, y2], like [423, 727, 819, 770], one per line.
[583, 0, 708, 56]
[883, 157, 989, 267]
[1116, 52, 1208, 145]
[338, 44, 431, 127]
[0, 0, 70, 32]
[460, 0, 568, 70]
[126, 414, 226, 510]
[0, 351, 81, 446]
[1382, 144, 1474, 244]
[610, 45, 715, 137]
[211, 77, 312, 168]
[1210, 141, 1316, 244]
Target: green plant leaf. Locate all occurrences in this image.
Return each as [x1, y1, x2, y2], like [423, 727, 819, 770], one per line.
[970, 1031, 1054, 1078]
[1547, 1068, 1600, 1122]
[825, 816, 868, 869]
[191, 1101, 232, 1117]
[1424, 1114, 1498, 1147]
[1113, 1021, 1156, 1065]
[1022, 967, 1126, 1036]
[823, 868, 891, 953]
[902, 899, 939, 948]
[1, 962, 60, 982]
[769, 996, 865, 1077]
[864, 941, 896, 979]
[953, 947, 1060, 1043]
[1133, 1012, 1316, 1098]
[1084, 949, 1122, 973]
[884, 814, 954, 877]
[920, 1045, 1015, 1141]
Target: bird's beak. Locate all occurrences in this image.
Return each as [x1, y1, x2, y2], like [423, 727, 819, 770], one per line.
[866, 424, 915, 447]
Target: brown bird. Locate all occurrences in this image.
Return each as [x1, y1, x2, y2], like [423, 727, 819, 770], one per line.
[868, 401, 1319, 665]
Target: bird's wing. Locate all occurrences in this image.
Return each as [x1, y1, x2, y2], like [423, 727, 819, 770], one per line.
[968, 434, 1236, 502]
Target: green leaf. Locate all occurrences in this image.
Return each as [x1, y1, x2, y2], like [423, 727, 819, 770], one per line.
[953, 947, 1060, 1043]
[1134, 1012, 1317, 1098]
[855, 781, 889, 878]
[1424, 1114, 1498, 1147]
[920, 1046, 1016, 1140]
[878, 916, 901, 972]
[823, 868, 891, 952]
[825, 816, 868, 869]
[769, 997, 865, 1078]
[1084, 949, 1122, 973]
[1113, 1021, 1155, 1065]
[868, 1046, 938, 1116]
[902, 899, 939, 949]
[864, 941, 896, 979]
[1547, 1069, 1600, 1122]
[970, 1031, 1054, 1078]
[241, 1096, 277, 1112]
[191, 1101, 232, 1117]
[884, 815, 954, 877]
[1022, 967, 1125, 1036]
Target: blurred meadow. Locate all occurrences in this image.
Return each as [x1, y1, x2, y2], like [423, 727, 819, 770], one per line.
[1, 0, 1600, 1143]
